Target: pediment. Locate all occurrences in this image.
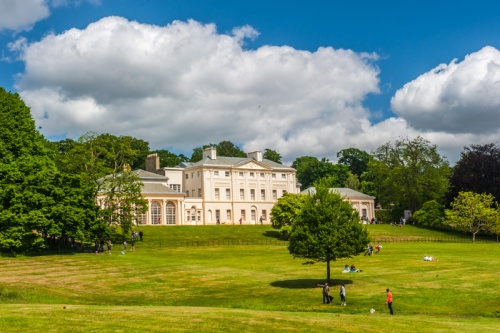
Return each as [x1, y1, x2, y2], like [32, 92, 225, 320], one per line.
[235, 161, 272, 170]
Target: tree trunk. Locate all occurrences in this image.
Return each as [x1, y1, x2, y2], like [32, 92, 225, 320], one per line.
[326, 260, 331, 283]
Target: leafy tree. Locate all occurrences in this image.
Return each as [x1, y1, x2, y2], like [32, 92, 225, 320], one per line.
[270, 193, 307, 238]
[288, 179, 369, 282]
[344, 172, 361, 191]
[368, 136, 450, 213]
[190, 141, 247, 162]
[150, 149, 186, 167]
[130, 138, 150, 170]
[263, 148, 282, 164]
[292, 156, 350, 190]
[337, 148, 371, 176]
[445, 192, 498, 242]
[0, 88, 99, 252]
[413, 200, 445, 226]
[448, 143, 500, 203]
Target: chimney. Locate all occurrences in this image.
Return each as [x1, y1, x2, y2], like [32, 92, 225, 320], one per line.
[247, 150, 262, 162]
[203, 147, 217, 160]
[146, 153, 160, 172]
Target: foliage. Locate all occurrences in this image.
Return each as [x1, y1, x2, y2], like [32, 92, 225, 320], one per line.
[0, 88, 99, 252]
[448, 143, 500, 204]
[344, 172, 360, 190]
[190, 141, 246, 162]
[368, 136, 451, 213]
[263, 148, 282, 164]
[413, 200, 445, 226]
[292, 156, 350, 190]
[270, 193, 307, 238]
[337, 148, 371, 176]
[150, 149, 188, 167]
[374, 209, 392, 223]
[287, 179, 369, 282]
[445, 191, 499, 242]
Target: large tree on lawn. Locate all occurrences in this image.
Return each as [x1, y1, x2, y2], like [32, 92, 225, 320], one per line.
[288, 179, 369, 283]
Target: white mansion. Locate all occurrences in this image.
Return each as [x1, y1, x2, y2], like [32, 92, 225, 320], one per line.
[131, 147, 375, 226]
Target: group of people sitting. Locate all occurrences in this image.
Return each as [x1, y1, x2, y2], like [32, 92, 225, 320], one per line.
[342, 264, 362, 273]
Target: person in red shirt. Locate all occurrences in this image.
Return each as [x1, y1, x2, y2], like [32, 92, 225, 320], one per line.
[386, 288, 394, 315]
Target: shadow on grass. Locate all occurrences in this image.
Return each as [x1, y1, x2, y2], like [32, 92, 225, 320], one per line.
[271, 279, 353, 289]
[262, 230, 282, 239]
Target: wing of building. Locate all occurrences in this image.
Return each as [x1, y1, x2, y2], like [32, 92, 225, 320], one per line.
[134, 147, 300, 225]
[301, 187, 376, 221]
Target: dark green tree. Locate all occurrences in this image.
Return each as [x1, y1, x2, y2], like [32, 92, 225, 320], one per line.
[288, 179, 370, 282]
[216, 140, 247, 158]
[270, 193, 307, 238]
[412, 200, 445, 226]
[447, 143, 500, 204]
[263, 148, 282, 164]
[292, 156, 350, 190]
[337, 148, 371, 176]
[150, 149, 185, 167]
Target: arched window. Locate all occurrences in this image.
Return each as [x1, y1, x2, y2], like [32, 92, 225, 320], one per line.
[166, 202, 176, 225]
[136, 213, 147, 225]
[151, 201, 161, 225]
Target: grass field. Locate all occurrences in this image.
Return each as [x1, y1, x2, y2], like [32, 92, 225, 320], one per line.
[0, 225, 499, 332]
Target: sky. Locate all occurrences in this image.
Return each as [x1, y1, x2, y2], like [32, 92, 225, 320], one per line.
[1, 0, 500, 165]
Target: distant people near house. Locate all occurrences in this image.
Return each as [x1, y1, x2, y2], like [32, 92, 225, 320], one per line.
[259, 216, 263, 224]
[375, 241, 382, 254]
[239, 217, 242, 225]
[139, 230, 143, 241]
[216, 217, 220, 225]
[364, 242, 373, 256]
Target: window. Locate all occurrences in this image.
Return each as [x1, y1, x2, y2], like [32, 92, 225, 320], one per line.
[240, 189, 244, 200]
[281, 173, 286, 179]
[214, 171, 219, 176]
[215, 188, 220, 200]
[166, 202, 175, 225]
[272, 173, 276, 179]
[226, 188, 230, 200]
[169, 184, 181, 192]
[239, 172, 243, 177]
[185, 174, 188, 179]
[197, 171, 201, 177]
[225, 171, 230, 177]
[260, 189, 265, 200]
[198, 188, 202, 197]
[151, 201, 161, 225]
[362, 209, 367, 219]
[251, 209, 256, 223]
[192, 189, 195, 197]
[226, 209, 231, 220]
[136, 213, 147, 225]
[197, 211, 201, 221]
[250, 189, 255, 200]
[250, 172, 254, 177]
[272, 190, 277, 200]
[241, 210, 246, 221]
[260, 173, 264, 178]
[262, 210, 267, 220]
[186, 191, 189, 197]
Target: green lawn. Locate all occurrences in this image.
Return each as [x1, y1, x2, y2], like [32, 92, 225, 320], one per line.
[0, 225, 499, 332]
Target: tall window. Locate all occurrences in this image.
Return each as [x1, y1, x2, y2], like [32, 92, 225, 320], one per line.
[240, 189, 244, 200]
[226, 188, 230, 200]
[226, 209, 231, 221]
[136, 213, 147, 225]
[251, 209, 256, 223]
[260, 189, 265, 200]
[166, 202, 176, 225]
[241, 210, 246, 221]
[198, 188, 202, 197]
[250, 189, 255, 200]
[215, 188, 220, 200]
[272, 190, 277, 200]
[151, 201, 161, 225]
[262, 210, 267, 220]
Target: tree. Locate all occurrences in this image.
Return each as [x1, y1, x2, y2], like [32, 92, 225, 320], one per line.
[292, 156, 350, 190]
[270, 193, 307, 238]
[150, 149, 186, 167]
[0, 88, 99, 252]
[448, 143, 500, 203]
[412, 200, 445, 226]
[263, 148, 282, 164]
[368, 136, 450, 213]
[216, 140, 247, 158]
[445, 192, 498, 242]
[288, 179, 370, 282]
[337, 148, 371, 176]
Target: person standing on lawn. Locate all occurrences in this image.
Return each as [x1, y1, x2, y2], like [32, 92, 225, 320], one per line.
[340, 284, 346, 306]
[386, 288, 394, 315]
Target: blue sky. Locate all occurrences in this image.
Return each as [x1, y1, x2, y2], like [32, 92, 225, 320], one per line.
[1, 0, 500, 163]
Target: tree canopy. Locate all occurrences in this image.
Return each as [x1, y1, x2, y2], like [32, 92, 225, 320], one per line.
[150, 149, 189, 168]
[292, 156, 350, 190]
[287, 180, 369, 282]
[368, 136, 450, 212]
[337, 148, 371, 176]
[412, 200, 445, 226]
[263, 148, 282, 164]
[270, 193, 307, 238]
[448, 143, 500, 204]
[190, 141, 246, 162]
[445, 191, 499, 242]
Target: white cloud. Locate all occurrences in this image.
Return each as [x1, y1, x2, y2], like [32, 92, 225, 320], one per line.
[391, 46, 500, 134]
[0, 0, 50, 32]
[16, 16, 387, 163]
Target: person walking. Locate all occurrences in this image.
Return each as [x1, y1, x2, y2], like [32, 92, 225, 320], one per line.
[340, 283, 346, 306]
[139, 230, 143, 241]
[123, 240, 127, 251]
[386, 288, 394, 315]
[318, 282, 333, 304]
